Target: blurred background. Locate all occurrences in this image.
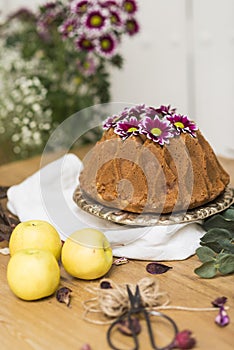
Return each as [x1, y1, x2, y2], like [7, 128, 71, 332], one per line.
[0, 0, 233, 164]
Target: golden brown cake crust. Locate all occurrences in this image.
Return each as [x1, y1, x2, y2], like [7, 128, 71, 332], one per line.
[79, 127, 230, 214]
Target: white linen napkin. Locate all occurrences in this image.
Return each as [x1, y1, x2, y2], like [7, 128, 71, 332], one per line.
[7, 153, 204, 260]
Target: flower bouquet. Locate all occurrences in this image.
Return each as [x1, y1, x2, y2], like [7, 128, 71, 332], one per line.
[0, 0, 139, 162]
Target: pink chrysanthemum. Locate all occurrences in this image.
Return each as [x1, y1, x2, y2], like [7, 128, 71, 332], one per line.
[140, 116, 174, 145]
[125, 17, 139, 35]
[122, 0, 138, 14]
[103, 115, 119, 129]
[167, 114, 198, 137]
[98, 33, 117, 57]
[70, 0, 89, 15]
[59, 18, 78, 38]
[77, 56, 98, 76]
[76, 35, 95, 51]
[115, 117, 140, 139]
[155, 104, 177, 116]
[83, 9, 108, 34]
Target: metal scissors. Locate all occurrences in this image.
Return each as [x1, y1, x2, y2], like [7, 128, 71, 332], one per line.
[107, 284, 178, 350]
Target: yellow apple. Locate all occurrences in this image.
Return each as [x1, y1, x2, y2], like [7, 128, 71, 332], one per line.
[9, 220, 62, 260]
[7, 249, 60, 301]
[61, 228, 113, 280]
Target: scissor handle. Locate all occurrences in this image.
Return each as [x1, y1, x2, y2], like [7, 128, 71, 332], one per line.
[107, 312, 139, 350]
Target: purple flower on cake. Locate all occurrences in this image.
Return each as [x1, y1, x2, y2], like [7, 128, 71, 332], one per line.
[122, 0, 138, 14]
[128, 104, 146, 117]
[115, 117, 140, 139]
[167, 114, 198, 137]
[125, 18, 140, 36]
[103, 115, 119, 129]
[97, 33, 117, 57]
[140, 116, 174, 145]
[155, 104, 176, 116]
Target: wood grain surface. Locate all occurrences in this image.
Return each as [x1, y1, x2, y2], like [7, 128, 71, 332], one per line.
[0, 150, 233, 350]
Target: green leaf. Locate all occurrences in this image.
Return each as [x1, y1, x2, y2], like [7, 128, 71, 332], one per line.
[201, 228, 232, 243]
[200, 241, 222, 253]
[194, 261, 217, 278]
[203, 215, 234, 232]
[196, 246, 216, 263]
[217, 239, 234, 254]
[222, 208, 234, 221]
[218, 254, 234, 275]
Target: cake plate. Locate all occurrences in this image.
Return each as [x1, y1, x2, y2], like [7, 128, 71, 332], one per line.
[73, 186, 234, 226]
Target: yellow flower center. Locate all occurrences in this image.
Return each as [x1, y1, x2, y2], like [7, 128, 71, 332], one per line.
[124, 2, 134, 12]
[101, 39, 111, 50]
[174, 121, 184, 129]
[151, 128, 162, 136]
[128, 127, 138, 132]
[90, 15, 103, 27]
[82, 39, 92, 48]
[67, 25, 74, 32]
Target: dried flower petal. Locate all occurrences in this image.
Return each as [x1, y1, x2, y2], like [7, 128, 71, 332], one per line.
[113, 257, 129, 265]
[212, 296, 228, 308]
[100, 280, 112, 289]
[172, 330, 196, 349]
[117, 317, 141, 336]
[215, 306, 230, 327]
[56, 287, 72, 307]
[146, 262, 172, 274]
[80, 344, 92, 350]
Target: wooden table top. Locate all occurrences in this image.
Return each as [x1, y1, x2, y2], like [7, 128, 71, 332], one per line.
[0, 150, 233, 350]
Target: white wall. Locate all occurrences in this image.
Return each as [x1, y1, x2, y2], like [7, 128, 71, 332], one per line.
[1, 0, 234, 158]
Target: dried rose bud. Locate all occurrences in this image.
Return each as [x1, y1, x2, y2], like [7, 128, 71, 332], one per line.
[172, 330, 196, 349]
[117, 317, 141, 336]
[100, 280, 112, 289]
[215, 307, 230, 327]
[80, 344, 92, 350]
[56, 287, 72, 307]
[212, 296, 227, 308]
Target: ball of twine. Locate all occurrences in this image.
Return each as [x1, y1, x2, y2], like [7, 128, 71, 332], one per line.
[83, 277, 169, 324]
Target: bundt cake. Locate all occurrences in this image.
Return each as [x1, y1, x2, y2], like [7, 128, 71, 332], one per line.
[79, 104, 230, 214]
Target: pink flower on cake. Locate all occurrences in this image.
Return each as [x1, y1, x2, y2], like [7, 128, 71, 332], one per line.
[140, 116, 174, 145]
[115, 117, 140, 139]
[103, 115, 119, 129]
[167, 114, 198, 137]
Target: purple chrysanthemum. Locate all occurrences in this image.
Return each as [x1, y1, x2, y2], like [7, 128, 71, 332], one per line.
[110, 10, 122, 27]
[100, 0, 120, 8]
[98, 33, 117, 57]
[140, 116, 174, 145]
[128, 104, 146, 117]
[167, 114, 198, 137]
[70, 0, 89, 14]
[76, 35, 95, 51]
[125, 17, 140, 36]
[103, 115, 119, 129]
[115, 117, 140, 139]
[122, 0, 138, 14]
[155, 104, 176, 116]
[59, 18, 78, 38]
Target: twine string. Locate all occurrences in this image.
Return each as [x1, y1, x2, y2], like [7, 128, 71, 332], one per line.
[82, 277, 223, 325]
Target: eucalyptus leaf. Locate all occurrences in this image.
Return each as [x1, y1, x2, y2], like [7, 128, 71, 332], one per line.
[201, 241, 222, 253]
[203, 215, 234, 232]
[196, 246, 216, 263]
[201, 228, 232, 243]
[194, 261, 217, 278]
[222, 208, 234, 221]
[218, 255, 234, 275]
[217, 239, 234, 254]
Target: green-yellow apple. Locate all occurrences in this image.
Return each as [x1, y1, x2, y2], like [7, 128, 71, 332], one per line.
[61, 228, 113, 280]
[7, 249, 60, 301]
[9, 220, 62, 260]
